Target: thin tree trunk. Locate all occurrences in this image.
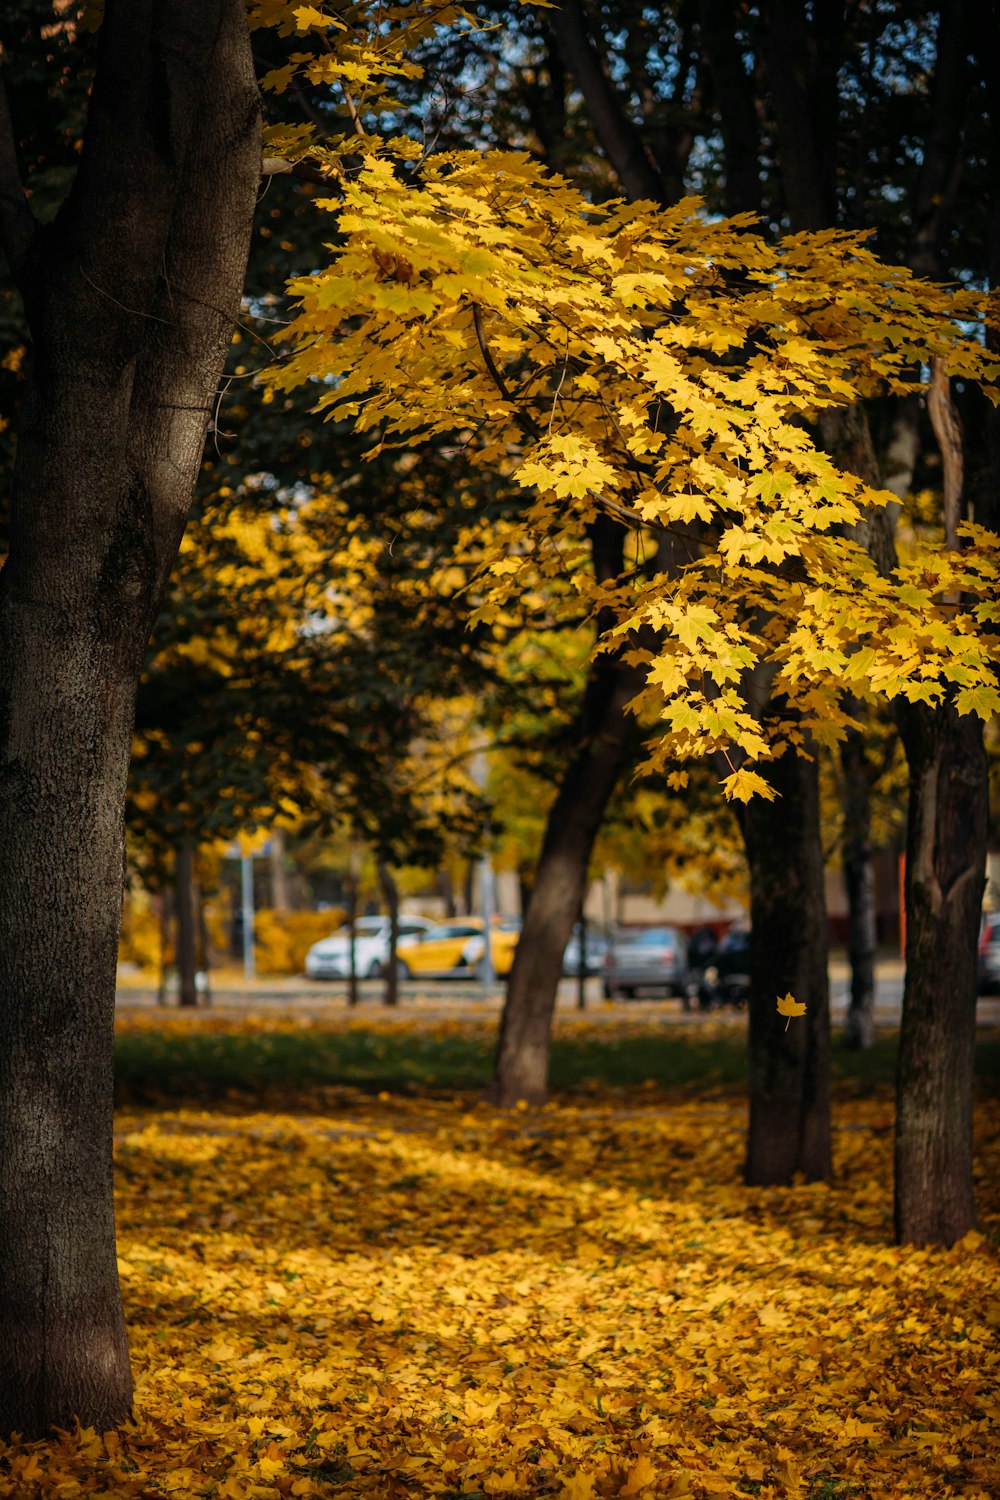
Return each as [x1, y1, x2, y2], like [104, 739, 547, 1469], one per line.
[489, 518, 641, 1107]
[378, 861, 400, 1007]
[894, 703, 986, 1245]
[346, 845, 360, 1007]
[0, 0, 260, 1438]
[196, 872, 212, 1007]
[175, 841, 199, 1008]
[157, 888, 172, 1006]
[269, 824, 290, 911]
[840, 723, 877, 1049]
[743, 748, 832, 1184]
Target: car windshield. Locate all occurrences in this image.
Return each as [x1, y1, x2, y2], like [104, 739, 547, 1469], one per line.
[424, 924, 480, 940]
[622, 928, 677, 946]
[333, 918, 385, 938]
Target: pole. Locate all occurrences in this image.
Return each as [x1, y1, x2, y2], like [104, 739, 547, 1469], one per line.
[240, 853, 256, 980]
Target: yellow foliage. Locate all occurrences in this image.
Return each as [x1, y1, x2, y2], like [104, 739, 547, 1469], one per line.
[3, 1012, 998, 1498]
[253, 909, 345, 975]
[118, 890, 164, 971]
[266, 143, 1000, 800]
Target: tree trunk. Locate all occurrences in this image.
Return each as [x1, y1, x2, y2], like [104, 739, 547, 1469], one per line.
[378, 861, 400, 1007]
[0, 0, 260, 1438]
[894, 704, 986, 1245]
[269, 824, 291, 911]
[743, 749, 832, 1184]
[489, 519, 640, 1107]
[840, 724, 877, 1050]
[175, 841, 199, 1007]
[346, 848, 360, 1007]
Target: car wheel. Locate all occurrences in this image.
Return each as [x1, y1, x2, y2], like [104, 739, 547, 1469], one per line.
[367, 959, 384, 980]
[622, 986, 636, 1000]
[395, 958, 411, 981]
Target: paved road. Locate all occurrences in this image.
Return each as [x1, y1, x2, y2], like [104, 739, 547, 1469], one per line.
[117, 961, 1000, 1027]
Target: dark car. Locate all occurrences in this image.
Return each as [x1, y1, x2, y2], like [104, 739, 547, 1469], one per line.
[979, 913, 1000, 995]
[601, 925, 688, 999]
[701, 924, 751, 1008]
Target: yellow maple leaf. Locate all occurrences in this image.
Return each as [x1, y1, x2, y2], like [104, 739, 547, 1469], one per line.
[777, 993, 807, 1030]
[621, 1453, 659, 1495]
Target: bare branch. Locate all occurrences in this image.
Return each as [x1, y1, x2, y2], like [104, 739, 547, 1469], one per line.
[261, 156, 338, 187]
[927, 356, 963, 554]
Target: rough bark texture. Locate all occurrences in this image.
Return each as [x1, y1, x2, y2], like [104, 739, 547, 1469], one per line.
[894, 705, 987, 1245]
[743, 749, 832, 1184]
[0, 0, 260, 1439]
[488, 518, 641, 1107]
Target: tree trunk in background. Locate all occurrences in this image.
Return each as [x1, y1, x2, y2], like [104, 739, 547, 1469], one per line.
[269, 825, 290, 911]
[0, 0, 260, 1438]
[743, 749, 832, 1184]
[175, 842, 200, 1008]
[379, 861, 400, 1007]
[894, 704, 986, 1244]
[346, 851, 360, 1007]
[840, 724, 877, 1049]
[438, 868, 457, 919]
[489, 519, 641, 1107]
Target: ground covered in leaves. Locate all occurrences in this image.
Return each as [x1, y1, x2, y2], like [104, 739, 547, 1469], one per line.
[2, 1013, 999, 1499]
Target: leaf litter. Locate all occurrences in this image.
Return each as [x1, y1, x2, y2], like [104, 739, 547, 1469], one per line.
[1, 1013, 998, 1500]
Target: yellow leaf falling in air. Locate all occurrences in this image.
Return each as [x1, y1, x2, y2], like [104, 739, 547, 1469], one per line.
[777, 992, 808, 1030]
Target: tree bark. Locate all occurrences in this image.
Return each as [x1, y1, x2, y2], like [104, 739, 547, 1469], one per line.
[743, 748, 832, 1183]
[488, 518, 641, 1107]
[0, 0, 260, 1438]
[894, 704, 986, 1245]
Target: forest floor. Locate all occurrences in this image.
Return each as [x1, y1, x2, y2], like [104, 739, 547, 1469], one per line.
[1, 1014, 998, 1500]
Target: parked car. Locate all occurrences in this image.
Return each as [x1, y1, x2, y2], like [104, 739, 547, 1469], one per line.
[979, 912, 1000, 994]
[562, 923, 611, 977]
[601, 925, 688, 999]
[397, 918, 520, 980]
[304, 914, 437, 980]
[700, 923, 751, 1008]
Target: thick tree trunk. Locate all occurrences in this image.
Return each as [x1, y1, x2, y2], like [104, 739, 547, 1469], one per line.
[175, 841, 199, 1007]
[488, 521, 640, 1107]
[0, 0, 260, 1438]
[743, 749, 832, 1184]
[894, 704, 986, 1245]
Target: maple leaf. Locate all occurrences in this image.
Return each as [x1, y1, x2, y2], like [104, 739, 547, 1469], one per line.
[720, 768, 777, 803]
[777, 993, 808, 1030]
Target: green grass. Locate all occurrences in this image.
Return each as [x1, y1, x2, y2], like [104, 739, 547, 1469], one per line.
[113, 1019, 1000, 1105]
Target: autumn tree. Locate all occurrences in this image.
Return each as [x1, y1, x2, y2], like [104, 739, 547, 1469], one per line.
[388, 0, 997, 1231]
[0, 0, 262, 1437]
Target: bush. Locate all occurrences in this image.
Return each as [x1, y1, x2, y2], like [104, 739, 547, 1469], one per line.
[253, 908, 345, 975]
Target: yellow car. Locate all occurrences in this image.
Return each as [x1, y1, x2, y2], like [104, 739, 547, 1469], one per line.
[398, 918, 520, 979]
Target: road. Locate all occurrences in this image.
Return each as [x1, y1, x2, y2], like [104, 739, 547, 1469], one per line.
[116, 960, 1000, 1026]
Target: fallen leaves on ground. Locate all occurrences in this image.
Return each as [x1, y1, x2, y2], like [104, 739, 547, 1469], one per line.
[2, 1014, 998, 1500]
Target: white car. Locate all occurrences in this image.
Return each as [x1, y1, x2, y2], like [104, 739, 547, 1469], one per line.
[304, 915, 437, 980]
